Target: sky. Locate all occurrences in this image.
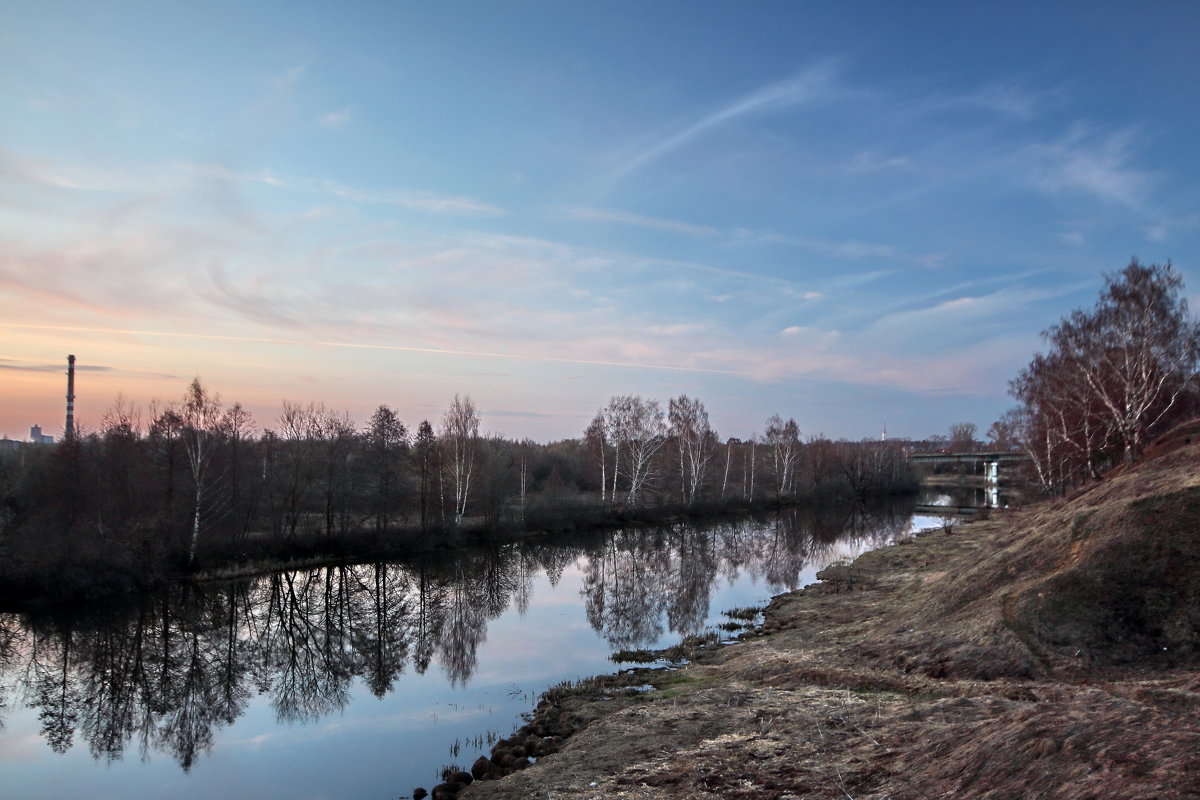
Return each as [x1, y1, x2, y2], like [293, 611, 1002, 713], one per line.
[2, 1, 1199, 443]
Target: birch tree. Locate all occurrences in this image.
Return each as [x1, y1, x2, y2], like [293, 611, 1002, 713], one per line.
[668, 395, 716, 505]
[1010, 259, 1200, 485]
[179, 378, 224, 564]
[598, 395, 665, 506]
[764, 415, 801, 499]
[621, 396, 666, 505]
[585, 412, 608, 503]
[1047, 260, 1200, 463]
[440, 394, 480, 525]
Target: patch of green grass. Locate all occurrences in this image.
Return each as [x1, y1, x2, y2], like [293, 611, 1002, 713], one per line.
[654, 673, 699, 688]
[610, 649, 658, 664]
[639, 673, 716, 701]
[723, 605, 765, 621]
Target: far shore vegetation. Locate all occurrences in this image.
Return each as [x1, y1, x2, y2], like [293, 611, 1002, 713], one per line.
[0, 387, 918, 601]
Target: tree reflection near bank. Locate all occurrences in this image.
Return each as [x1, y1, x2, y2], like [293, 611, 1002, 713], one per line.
[0, 500, 912, 769]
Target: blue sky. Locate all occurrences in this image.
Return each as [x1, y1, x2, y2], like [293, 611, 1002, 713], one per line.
[2, 1, 1198, 442]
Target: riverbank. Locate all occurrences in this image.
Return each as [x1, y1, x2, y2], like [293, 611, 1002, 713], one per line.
[448, 432, 1200, 799]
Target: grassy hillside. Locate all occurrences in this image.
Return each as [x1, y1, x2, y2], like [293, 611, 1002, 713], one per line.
[454, 423, 1200, 800]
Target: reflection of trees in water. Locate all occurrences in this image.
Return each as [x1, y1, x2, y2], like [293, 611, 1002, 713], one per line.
[29, 625, 80, 754]
[582, 531, 671, 648]
[0, 614, 19, 734]
[438, 562, 488, 688]
[666, 528, 718, 637]
[260, 571, 353, 724]
[581, 499, 918, 647]
[359, 564, 412, 698]
[0, 498, 916, 768]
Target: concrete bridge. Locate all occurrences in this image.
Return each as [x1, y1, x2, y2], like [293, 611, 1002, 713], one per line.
[909, 451, 1030, 511]
[909, 451, 1029, 480]
[912, 450, 1027, 482]
[908, 452, 1029, 466]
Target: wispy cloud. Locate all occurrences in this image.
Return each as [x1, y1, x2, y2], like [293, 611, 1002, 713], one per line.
[0, 147, 82, 189]
[0, 151, 506, 218]
[234, 167, 505, 216]
[323, 182, 505, 215]
[848, 150, 912, 173]
[955, 82, 1048, 119]
[0, 322, 745, 377]
[1143, 223, 1167, 242]
[319, 107, 353, 128]
[614, 59, 844, 180]
[272, 61, 309, 91]
[484, 408, 561, 419]
[0, 358, 113, 373]
[1025, 125, 1155, 208]
[732, 227, 927, 266]
[561, 206, 715, 236]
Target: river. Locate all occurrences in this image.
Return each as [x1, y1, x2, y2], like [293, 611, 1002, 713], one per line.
[0, 499, 947, 799]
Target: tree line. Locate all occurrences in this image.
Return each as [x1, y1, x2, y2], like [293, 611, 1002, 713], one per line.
[0, 386, 915, 586]
[995, 259, 1200, 492]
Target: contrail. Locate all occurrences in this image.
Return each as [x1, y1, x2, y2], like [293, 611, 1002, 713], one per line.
[615, 60, 842, 181]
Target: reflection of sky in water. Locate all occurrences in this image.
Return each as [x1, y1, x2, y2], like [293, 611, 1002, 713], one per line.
[0, 506, 932, 799]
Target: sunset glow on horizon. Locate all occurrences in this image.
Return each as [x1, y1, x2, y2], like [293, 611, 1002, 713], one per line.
[3, 2, 1198, 443]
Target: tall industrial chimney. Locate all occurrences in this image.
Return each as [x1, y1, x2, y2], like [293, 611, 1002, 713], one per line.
[65, 354, 76, 440]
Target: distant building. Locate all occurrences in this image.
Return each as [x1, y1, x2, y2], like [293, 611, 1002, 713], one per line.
[0, 437, 23, 453]
[30, 424, 54, 445]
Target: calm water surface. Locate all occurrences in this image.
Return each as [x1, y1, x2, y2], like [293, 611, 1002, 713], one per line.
[0, 502, 941, 799]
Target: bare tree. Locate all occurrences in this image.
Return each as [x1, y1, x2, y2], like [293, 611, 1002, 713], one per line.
[948, 422, 978, 452]
[98, 395, 144, 531]
[668, 395, 716, 505]
[764, 415, 801, 499]
[720, 437, 737, 497]
[805, 434, 836, 491]
[101, 394, 142, 440]
[985, 414, 1018, 451]
[272, 400, 327, 538]
[148, 400, 185, 511]
[179, 378, 224, 564]
[584, 412, 608, 503]
[221, 402, 256, 545]
[365, 405, 407, 533]
[599, 397, 632, 503]
[1048, 260, 1199, 462]
[743, 434, 758, 500]
[601, 395, 666, 506]
[440, 394, 480, 525]
[316, 408, 357, 538]
[1011, 260, 1200, 487]
[415, 420, 436, 530]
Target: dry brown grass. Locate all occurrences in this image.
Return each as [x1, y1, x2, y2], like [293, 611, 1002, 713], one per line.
[461, 432, 1200, 800]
